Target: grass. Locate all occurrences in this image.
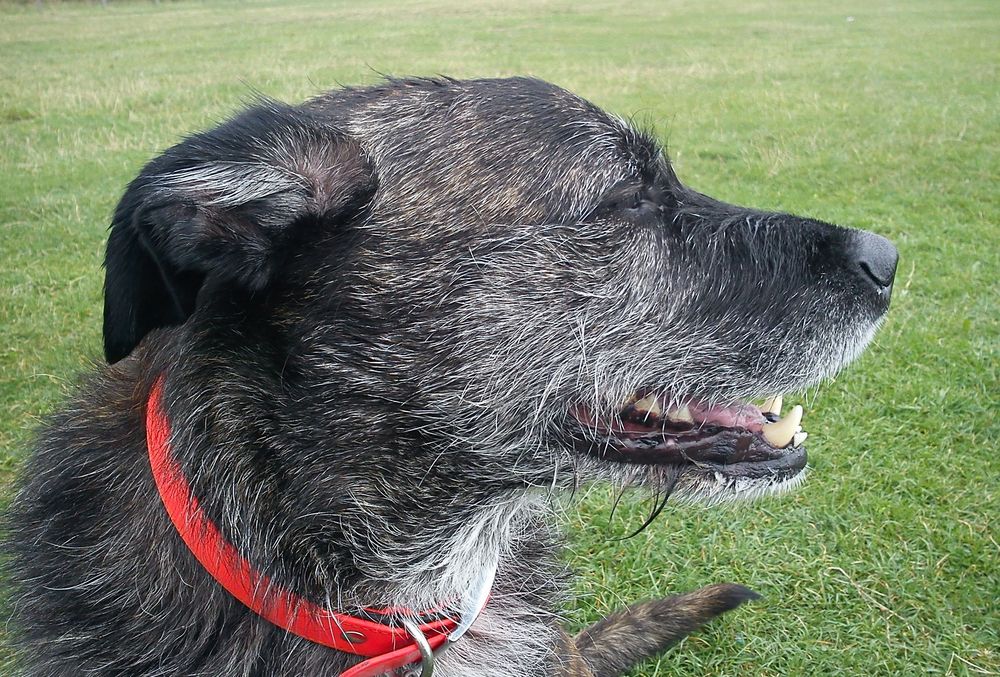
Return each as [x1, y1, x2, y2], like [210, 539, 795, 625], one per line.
[1, 0, 997, 674]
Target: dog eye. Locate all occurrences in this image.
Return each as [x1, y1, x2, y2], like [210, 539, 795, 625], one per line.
[601, 189, 646, 212]
[616, 193, 645, 211]
[621, 193, 665, 217]
[596, 184, 671, 221]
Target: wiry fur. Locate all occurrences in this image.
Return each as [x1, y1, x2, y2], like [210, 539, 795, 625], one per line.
[574, 584, 762, 677]
[5, 77, 895, 676]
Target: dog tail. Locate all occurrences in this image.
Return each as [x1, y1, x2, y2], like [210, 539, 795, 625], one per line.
[573, 583, 760, 677]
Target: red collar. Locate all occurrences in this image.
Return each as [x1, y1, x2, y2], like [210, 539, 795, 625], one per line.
[146, 377, 472, 677]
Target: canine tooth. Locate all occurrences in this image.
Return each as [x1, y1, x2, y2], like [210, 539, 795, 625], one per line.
[633, 394, 661, 419]
[761, 405, 803, 448]
[762, 395, 783, 416]
[667, 404, 694, 423]
[792, 431, 808, 447]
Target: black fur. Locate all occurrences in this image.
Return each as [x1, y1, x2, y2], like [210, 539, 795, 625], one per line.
[103, 102, 375, 363]
[6, 77, 895, 676]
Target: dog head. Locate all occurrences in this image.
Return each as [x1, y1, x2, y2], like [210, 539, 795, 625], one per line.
[105, 77, 896, 514]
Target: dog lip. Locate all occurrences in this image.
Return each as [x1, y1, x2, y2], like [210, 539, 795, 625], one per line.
[567, 403, 808, 474]
[615, 392, 809, 450]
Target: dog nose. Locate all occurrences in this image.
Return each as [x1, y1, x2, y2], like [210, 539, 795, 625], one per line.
[850, 230, 898, 296]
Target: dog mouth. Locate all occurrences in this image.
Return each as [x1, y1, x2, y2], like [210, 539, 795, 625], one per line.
[568, 392, 808, 482]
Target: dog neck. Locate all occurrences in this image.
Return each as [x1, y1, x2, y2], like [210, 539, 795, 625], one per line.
[145, 375, 559, 675]
[147, 376, 479, 675]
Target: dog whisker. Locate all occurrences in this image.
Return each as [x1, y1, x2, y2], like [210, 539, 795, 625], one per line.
[7, 75, 895, 677]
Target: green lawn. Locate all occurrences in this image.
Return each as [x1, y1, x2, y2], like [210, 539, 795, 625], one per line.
[1, 0, 997, 674]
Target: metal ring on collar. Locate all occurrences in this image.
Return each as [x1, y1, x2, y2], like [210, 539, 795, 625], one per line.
[400, 620, 435, 677]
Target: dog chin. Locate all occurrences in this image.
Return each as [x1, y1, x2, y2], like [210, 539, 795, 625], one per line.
[670, 464, 810, 504]
[580, 455, 810, 505]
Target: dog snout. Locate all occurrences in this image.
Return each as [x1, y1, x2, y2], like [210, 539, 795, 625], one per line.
[849, 230, 899, 300]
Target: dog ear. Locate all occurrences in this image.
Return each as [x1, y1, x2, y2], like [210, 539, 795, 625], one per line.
[102, 102, 376, 363]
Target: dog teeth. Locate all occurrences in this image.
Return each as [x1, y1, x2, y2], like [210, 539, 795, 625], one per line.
[762, 395, 783, 416]
[761, 404, 803, 448]
[666, 404, 694, 423]
[632, 394, 661, 420]
[792, 431, 808, 447]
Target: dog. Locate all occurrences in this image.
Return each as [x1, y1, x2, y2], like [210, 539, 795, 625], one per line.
[5, 76, 897, 676]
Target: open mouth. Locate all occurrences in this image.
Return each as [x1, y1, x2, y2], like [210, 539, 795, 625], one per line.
[568, 392, 808, 483]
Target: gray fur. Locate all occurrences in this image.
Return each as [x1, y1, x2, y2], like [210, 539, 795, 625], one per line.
[5, 77, 895, 676]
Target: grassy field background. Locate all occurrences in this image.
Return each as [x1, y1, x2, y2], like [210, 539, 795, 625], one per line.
[1, 0, 997, 674]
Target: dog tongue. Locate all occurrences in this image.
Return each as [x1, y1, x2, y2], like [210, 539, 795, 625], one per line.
[685, 399, 765, 432]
